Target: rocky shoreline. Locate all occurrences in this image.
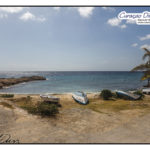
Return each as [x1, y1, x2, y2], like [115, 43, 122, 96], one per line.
[0, 76, 46, 89]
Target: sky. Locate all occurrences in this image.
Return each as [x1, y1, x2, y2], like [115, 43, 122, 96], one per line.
[0, 7, 150, 71]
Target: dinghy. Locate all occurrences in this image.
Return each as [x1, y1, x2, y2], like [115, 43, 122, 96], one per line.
[72, 91, 89, 105]
[116, 90, 141, 100]
[142, 88, 150, 95]
[40, 94, 60, 103]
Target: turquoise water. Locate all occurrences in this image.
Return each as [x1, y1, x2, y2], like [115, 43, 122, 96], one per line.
[0, 71, 146, 94]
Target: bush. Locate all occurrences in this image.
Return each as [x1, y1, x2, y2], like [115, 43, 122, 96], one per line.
[100, 89, 113, 100]
[37, 102, 59, 116]
[20, 101, 59, 116]
[0, 94, 14, 98]
[21, 105, 38, 114]
[0, 102, 14, 109]
[133, 90, 144, 99]
[27, 96, 32, 100]
[112, 92, 119, 99]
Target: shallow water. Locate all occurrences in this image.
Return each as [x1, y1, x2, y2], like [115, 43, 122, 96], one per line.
[0, 71, 146, 94]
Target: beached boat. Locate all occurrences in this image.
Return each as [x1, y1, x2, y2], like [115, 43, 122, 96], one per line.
[116, 90, 141, 100]
[142, 88, 150, 95]
[72, 91, 89, 105]
[40, 94, 60, 103]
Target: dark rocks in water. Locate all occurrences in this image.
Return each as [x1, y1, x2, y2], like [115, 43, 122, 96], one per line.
[0, 76, 46, 89]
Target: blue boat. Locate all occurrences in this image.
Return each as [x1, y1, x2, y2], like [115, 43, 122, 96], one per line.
[72, 91, 89, 105]
[116, 90, 141, 100]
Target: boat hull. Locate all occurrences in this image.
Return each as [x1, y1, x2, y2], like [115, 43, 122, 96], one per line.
[40, 95, 60, 103]
[72, 92, 89, 105]
[116, 91, 141, 100]
[72, 96, 89, 105]
[142, 88, 150, 95]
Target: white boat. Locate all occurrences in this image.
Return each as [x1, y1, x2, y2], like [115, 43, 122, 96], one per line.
[142, 88, 150, 94]
[40, 94, 60, 103]
[72, 91, 89, 105]
[116, 90, 141, 100]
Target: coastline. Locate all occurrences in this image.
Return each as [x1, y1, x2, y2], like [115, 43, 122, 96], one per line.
[0, 73, 149, 143]
[0, 91, 100, 95]
[0, 71, 145, 94]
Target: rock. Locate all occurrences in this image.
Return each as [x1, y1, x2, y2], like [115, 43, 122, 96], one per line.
[0, 76, 46, 89]
[0, 83, 3, 89]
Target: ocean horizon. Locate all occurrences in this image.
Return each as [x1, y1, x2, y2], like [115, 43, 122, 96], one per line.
[0, 71, 146, 94]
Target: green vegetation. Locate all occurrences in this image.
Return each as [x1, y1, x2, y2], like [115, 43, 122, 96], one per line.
[15, 96, 59, 117]
[27, 96, 32, 100]
[81, 97, 150, 113]
[0, 94, 14, 98]
[20, 105, 38, 114]
[37, 102, 59, 116]
[133, 90, 144, 99]
[112, 92, 119, 99]
[0, 102, 14, 109]
[132, 48, 150, 87]
[100, 89, 113, 100]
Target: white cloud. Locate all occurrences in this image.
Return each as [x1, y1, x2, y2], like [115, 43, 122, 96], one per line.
[36, 17, 46, 22]
[131, 43, 138, 47]
[0, 14, 8, 19]
[126, 19, 136, 24]
[20, 11, 35, 21]
[53, 7, 60, 11]
[53, 7, 95, 18]
[0, 7, 24, 13]
[107, 17, 127, 29]
[107, 17, 122, 26]
[102, 7, 115, 11]
[120, 24, 127, 29]
[107, 15, 140, 29]
[140, 44, 150, 49]
[139, 34, 150, 41]
[19, 11, 46, 22]
[77, 7, 94, 18]
[0, 7, 24, 20]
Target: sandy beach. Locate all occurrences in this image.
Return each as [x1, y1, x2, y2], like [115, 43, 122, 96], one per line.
[0, 92, 150, 143]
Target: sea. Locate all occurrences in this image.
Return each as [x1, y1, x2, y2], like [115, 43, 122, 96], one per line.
[0, 71, 146, 94]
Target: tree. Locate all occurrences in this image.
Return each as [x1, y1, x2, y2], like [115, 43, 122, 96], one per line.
[131, 48, 150, 87]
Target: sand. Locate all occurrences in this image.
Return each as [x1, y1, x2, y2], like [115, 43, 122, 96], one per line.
[0, 93, 150, 143]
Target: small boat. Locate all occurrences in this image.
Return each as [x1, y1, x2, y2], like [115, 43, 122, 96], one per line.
[116, 90, 141, 100]
[72, 91, 89, 105]
[40, 94, 60, 103]
[142, 88, 150, 95]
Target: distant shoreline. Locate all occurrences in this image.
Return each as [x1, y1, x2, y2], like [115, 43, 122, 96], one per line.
[0, 70, 144, 72]
[0, 92, 100, 95]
